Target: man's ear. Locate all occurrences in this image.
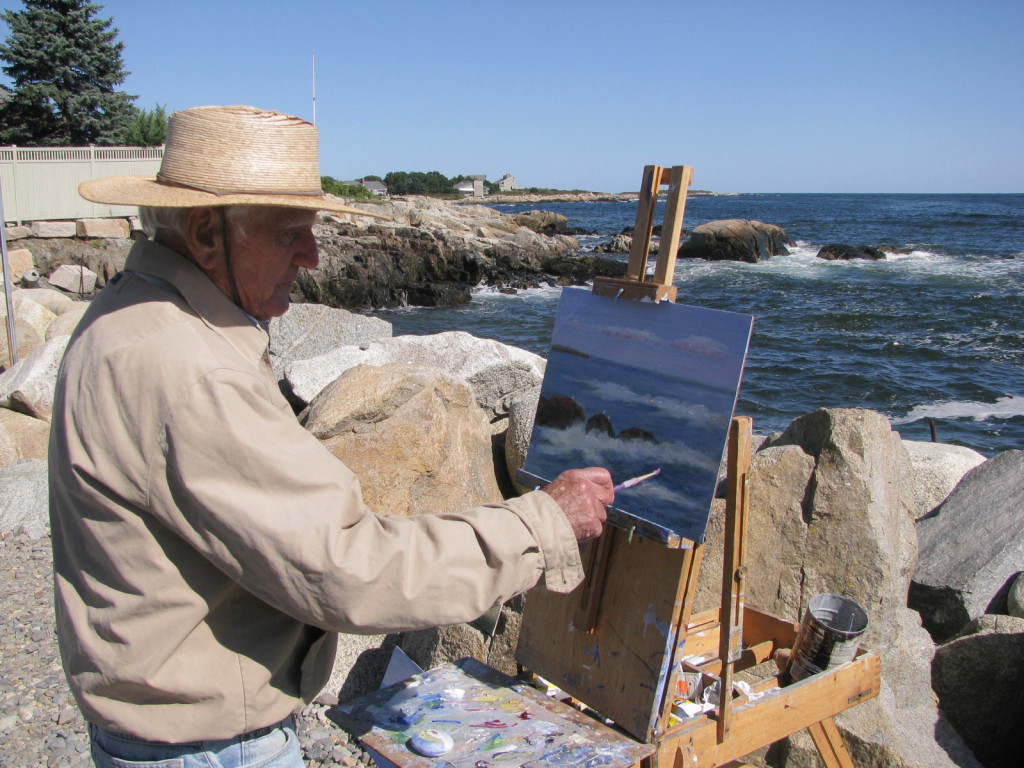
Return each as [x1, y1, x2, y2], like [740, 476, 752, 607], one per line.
[182, 207, 223, 270]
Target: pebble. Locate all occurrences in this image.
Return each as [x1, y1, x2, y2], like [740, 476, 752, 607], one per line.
[0, 530, 374, 768]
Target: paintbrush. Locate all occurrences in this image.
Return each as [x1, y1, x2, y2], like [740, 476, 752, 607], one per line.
[613, 468, 661, 491]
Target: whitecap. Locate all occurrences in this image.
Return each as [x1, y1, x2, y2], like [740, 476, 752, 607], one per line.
[892, 395, 1024, 424]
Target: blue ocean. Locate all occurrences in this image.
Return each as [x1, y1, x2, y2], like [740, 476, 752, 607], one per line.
[371, 194, 1024, 457]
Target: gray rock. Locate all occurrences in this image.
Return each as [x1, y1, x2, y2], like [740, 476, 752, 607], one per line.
[400, 598, 524, 679]
[48, 264, 98, 294]
[0, 336, 69, 420]
[902, 439, 986, 518]
[5, 225, 32, 240]
[31, 221, 76, 238]
[910, 450, 1024, 642]
[755, 408, 917, 621]
[7, 291, 57, 340]
[678, 219, 794, 263]
[267, 302, 392, 381]
[697, 409, 971, 768]
[1008, 573, 1024, 619]
[45, 303, 89, 341]
[287, 332, 545, 421]
[0, 459, 48, 538]
[932, 614, 1024, 768]
[15, 288, 77, 316]
[304, 362, 502, 518]
[1, 317, 44, 371]
[504, 385, 541, 493]
[0, 408, 50, 467]
[512, 210, 567, 235]
[323, 633, 393, 703]
[593, 233, 631, 254]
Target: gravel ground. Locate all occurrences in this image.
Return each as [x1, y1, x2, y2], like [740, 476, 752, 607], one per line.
[0, 530, 370, 768]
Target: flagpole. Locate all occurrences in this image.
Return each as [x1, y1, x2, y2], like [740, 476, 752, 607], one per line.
[312, 50, 317, 126]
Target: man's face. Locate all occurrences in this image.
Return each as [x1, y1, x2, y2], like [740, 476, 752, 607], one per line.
[228, 207, 319, 321]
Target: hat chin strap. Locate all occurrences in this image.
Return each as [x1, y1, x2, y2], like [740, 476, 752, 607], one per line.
[219, 208, 243, 310]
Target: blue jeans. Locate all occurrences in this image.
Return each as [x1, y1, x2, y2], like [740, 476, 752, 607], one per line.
[88, 716, 305, 767]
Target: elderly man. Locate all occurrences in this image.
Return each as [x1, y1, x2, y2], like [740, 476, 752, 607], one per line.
[50, 105, 612, 768]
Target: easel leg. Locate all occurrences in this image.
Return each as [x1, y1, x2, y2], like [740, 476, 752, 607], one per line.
[807, 717, 855, 768]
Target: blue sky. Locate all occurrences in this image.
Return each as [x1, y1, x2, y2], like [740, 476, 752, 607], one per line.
[1, 0, 1021, 193]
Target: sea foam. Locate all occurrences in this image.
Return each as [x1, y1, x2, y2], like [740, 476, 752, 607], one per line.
[893, 395, 1024, 424]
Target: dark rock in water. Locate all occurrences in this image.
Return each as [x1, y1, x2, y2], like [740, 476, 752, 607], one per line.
[406, 282, 472, 306]
[910, 450, 1024, 643]
[932, 615, 1024, 768]
[535, 395, 585, 430]
[817, 244, 886, 261]
[678, 219, 793, 263]
[540, 255, 627, 284]
[585, 412, 615, 438]
[593, 234, 632, 254]
[617, 426, 658, 443]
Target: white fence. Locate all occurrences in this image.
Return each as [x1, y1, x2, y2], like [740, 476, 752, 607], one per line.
[0, 145, 164, 224]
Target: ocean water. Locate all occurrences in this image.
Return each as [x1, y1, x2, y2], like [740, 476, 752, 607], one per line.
[370, 194, 1024, 456]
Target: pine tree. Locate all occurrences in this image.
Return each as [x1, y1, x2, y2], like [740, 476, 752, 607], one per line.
[124, 103, 167, 146]
[0, 0, 137, 146]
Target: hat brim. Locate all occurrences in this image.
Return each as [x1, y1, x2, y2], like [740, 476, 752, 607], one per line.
[79, 175, 388, 219]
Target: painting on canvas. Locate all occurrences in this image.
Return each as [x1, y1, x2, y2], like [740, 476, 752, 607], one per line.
[520, 288, 753, 545]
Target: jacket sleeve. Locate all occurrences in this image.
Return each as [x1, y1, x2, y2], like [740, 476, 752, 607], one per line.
[149, 366, 584, 634]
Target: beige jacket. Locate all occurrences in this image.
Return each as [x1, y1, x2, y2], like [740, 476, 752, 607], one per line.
[48, 239, 583, 742]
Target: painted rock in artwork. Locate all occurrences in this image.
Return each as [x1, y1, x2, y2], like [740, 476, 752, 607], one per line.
[409, 729, 455, 757]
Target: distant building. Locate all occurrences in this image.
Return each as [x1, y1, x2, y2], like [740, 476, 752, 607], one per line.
[496, 173, 517, 192]
[453, 178, 486, 197]
[343, 178, 389, 196]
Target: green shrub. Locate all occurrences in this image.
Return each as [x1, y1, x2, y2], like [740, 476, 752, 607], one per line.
[321, 176, 375, 200]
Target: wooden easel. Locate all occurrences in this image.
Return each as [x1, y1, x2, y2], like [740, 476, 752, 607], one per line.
[516, 165, 881, 768]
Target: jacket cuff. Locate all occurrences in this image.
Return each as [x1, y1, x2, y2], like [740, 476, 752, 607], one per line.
[513, 490, 584, 593]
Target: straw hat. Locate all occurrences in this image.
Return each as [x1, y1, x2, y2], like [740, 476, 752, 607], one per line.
[79, 105, 385, 218]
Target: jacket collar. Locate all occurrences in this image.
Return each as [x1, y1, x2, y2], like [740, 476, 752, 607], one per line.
[124, 238, 270, 365]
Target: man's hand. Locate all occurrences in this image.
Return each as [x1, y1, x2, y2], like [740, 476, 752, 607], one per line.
[542, 467, 613, 542]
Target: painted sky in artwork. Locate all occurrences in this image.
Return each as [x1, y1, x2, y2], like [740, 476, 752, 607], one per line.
[550, 290, 754, 389]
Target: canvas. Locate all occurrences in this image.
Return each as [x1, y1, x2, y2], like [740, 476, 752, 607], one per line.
[520, 288, 753, 545]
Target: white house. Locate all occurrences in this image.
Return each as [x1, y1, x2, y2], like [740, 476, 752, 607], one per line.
[497, 173, 517, 192]
[343, 178, 388, 196]
[453, 177, 486, 197]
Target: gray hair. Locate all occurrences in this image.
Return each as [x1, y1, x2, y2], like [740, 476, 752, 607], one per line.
[138, 205, 261, 241]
